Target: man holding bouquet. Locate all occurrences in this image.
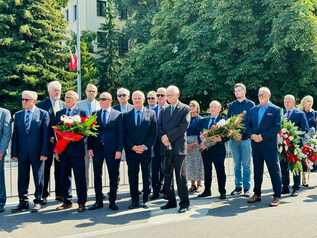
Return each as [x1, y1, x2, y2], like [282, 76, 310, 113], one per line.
[198, 100, 227, 199]
[55, 90, 88, 212]
[246, 87, 282, 207]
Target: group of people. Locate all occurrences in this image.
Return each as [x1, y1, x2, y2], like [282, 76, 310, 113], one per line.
[0, 81, 316, 214]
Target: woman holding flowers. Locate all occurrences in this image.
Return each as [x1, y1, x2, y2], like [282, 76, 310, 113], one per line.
[198, 100, 227, 199]
[186, 100, 204, 193]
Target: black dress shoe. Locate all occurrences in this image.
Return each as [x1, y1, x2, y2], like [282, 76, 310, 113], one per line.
[281, 187, 290, 194]
[142, 203, 149, 209]
[291, 189, 299, 197]
[11, 203, 29, 213]
[219, 194, 226, 200]
[150, 194, 160, 200]
[160, 203, 177, 210]
[31, 203, 41, 212]
[109, 203, 119, 211]
[78, 204, 86, 212]
[128, 202, 140, 209]
[197, 191, 211, 198]
[55, 195, 64, 202]
[88, 202, 103, 210]
[178, 207, 189, 213]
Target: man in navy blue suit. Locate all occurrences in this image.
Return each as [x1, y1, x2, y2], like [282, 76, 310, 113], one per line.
[87, 92, 123, 211]
[281, 94, 309, 196]
[123, 90, 157, 209]
[55, 90, 87, 212]
[246, 87, 282, 207]
[37, 81, 66, 203]
[198, 100, 227, 199]
[11, 91, 50, 213]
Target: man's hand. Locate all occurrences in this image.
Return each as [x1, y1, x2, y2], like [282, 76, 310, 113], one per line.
[210, 135, 222, 143]
[115, 151, 122, 160]
[88, 149, 94, 159]
[40, 156, 48, 161]
[11, 156, 18, 161]
[50, 137, 55, 144]
[161, 134, 170, 146]
[200, 143, 207, 151]
[251, 134, 262, 143]
[55, 154, 60, 161]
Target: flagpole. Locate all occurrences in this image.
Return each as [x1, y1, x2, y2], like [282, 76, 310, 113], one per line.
[76, 0, 82, 99]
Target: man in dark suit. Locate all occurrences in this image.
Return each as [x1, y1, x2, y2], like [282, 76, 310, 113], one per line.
[37, 80, 66, 203]
[246, 87, 282, 207]
[124, 90, 157, 209]
[198, 100, 227, 199]
[11, 91, 50, 212]
[159, 85, 191, 213]
[281, 94, 309, 196]
[87, 92, 123, 211]
[55, 90, 87, 212]
[113, 87, 133, 113]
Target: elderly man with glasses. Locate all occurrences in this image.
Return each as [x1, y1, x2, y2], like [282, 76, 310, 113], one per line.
[113, 87, 133, 113]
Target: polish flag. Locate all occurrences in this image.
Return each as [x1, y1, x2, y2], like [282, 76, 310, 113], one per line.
[68, 48, 78, 71]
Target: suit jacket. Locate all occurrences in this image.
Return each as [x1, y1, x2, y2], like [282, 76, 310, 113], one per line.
[286, 108, 309, 132]
[123, 107, 157, 158]
[77, 99, 100, 116]
[0, 108, 12, 155]
[54, 108, 87, 157]
[87, 108, 123, 156]
[246, 103, 281, 146]
[11, 107, 50, 160]
[37, 98, 65, 139]
[199, 115, 226, 155]
[113, 103, 133, 113]
[159, 101, 190, 156]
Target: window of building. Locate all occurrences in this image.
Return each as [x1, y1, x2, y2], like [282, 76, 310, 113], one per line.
[97, 31, 106, 44]
[65, 9, 69, 21]
[119, 36, 129, 55]
[97, 0, 107, 17]
[119, 7, 128, 20]
[74, 4, 77, 21]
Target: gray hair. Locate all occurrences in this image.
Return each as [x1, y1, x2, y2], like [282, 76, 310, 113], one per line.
[166, 85, 180, 96]
[209, 100, 222, 109]
[258, 87, 271, 97]
[284, 94, 296, 102]
[47, 81, 62, 92]
[22, 90, 38, 100]
[132, 90, 145, 100]
[117, 87, 130, 96]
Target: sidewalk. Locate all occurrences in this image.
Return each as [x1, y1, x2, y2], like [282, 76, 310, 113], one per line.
[1, 169, 317, 238]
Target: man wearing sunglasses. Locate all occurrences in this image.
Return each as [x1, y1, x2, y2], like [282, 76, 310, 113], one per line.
[113, 87, 133, 113]
[87, 92, 123, 211]
[11, 91, 50, 213]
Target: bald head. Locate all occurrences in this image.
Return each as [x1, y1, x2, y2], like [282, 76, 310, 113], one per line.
[166, 85, 180, 105]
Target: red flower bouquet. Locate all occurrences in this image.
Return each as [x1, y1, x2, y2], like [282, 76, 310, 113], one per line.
[53, 114, 98, 154]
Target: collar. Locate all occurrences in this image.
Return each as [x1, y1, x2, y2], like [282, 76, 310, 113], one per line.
[134, 107, 144, 113]
[102, 107, 111, 113]
[236, 98, 246, 103]
[25, 106, 35, 113]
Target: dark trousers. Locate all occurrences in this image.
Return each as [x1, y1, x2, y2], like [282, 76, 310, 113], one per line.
[18, 156, 44, 204]
[252, 143, 282, 198]
[151, 152, 164, 195]
[43, 143, 68, 198]
[280, 159, 300, 190]
[93, 150, 120, 203]
[164, 150, 189, 208]
[126, 155, 150, 203]
[201, 150, 226, 195]
[60, 151, 87, 205]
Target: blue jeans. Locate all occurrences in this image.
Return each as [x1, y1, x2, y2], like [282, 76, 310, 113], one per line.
[230, 139, 252, 191]
[0, 158, 6, 207]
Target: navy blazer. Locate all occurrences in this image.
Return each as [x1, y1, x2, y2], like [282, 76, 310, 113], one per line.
[113, 103, 133, 113]
[54, 108, 87, 156]
[304, 110, 317, 129]
[123, 107, 157, 158]
[245, 103, 281, 145]
[87, 108, 123, 156]
[11, 107, 50, 160]
[37, 98, 64, 139]
[286, 108, 309, 132]
[199, 116, 226, 155]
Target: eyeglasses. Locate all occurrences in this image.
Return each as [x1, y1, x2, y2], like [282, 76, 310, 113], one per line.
[22, 98, 32, 102]
[147, 97, 156, 100]
[117, 94, 127, 98]
[157, 94, 166, 97]
[100, 98, 111, 101]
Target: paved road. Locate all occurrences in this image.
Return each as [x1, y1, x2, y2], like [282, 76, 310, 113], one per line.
[1, 172, 317, 238]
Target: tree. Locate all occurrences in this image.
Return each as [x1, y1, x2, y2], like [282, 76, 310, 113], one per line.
[96, 0, 122, 93]
[0, 0, 76, 111]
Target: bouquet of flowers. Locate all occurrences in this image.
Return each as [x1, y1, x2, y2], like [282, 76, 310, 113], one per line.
[301, 134, 317, 169]
[201, 113, 244, 148]
[53, 114, 98, 154]
[278, 117, 305, 174]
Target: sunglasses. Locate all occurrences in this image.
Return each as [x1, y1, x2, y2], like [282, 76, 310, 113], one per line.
[100, 98, 111, 101]
[22, 98, 32, 102]
[157, 94, 165, 97]
[147, 97, 156, 100]
[117, 94, 127, 98]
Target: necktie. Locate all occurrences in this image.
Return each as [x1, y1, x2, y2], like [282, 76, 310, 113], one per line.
[286, 110, 291, 119]
[136, 111, 141, 126]
[170, 105, 175, 116]
[208, 117, 215, 129]
[258, 107, 266, 126]
[88, 102, 92, 115]
[66, 109, 71, 116]
[25, 110, 31, 133]
[102, 110, 108, 125]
